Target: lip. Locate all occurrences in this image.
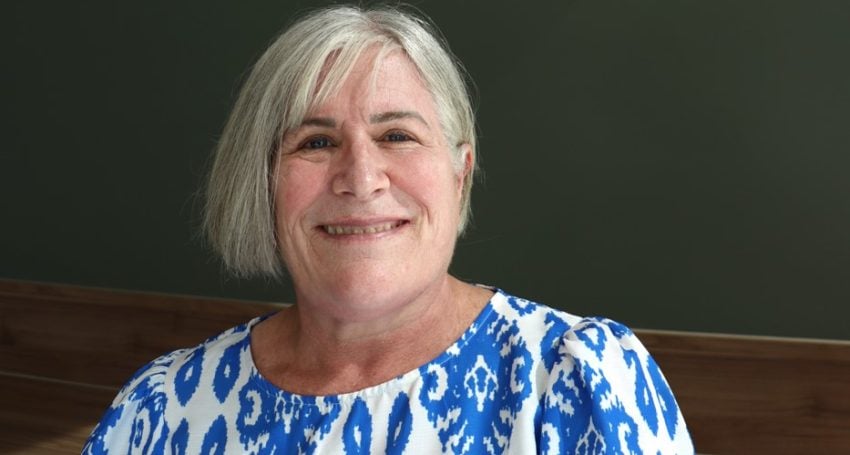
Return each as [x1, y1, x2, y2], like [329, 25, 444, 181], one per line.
[317, 217, 411, 238]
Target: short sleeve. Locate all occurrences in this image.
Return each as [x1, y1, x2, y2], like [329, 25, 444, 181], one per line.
[82, 353, 175, 455]
[538, 317, 694, 454]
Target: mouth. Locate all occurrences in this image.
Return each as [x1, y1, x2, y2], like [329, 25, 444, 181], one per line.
[320, 220, 409, 236]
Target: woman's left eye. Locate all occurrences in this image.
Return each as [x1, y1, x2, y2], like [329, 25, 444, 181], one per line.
[384, 131, 413, 142]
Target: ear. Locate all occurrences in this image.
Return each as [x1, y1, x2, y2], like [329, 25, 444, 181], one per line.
[456, 143, 473, 192]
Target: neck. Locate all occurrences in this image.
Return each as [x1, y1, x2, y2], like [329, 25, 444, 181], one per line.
[251, 276, 492, 395]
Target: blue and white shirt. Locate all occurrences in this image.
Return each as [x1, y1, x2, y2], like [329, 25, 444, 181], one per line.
[84, 289, 693, 454]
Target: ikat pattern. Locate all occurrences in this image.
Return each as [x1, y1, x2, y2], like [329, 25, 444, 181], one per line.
[84, 289, 693, 454]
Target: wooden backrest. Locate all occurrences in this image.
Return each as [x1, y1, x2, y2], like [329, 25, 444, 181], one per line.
[640, 330, 850, 453]
[0, 279, 281, 454]
[1, 278, 848, 454]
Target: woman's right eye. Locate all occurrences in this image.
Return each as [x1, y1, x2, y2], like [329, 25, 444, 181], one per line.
[300, 136, 333, 150]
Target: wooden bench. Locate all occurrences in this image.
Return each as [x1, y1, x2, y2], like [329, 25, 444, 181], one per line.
[1, 279, 848, 454]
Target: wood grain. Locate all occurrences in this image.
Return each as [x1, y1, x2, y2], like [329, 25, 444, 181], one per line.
[638, 330, 850, 454]
[1, 278, 849, 454]
[0, 279, 283, 387]
[0, 373, 115, 455]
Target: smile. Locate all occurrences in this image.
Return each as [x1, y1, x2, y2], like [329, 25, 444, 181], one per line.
[322, 220, 408, 235]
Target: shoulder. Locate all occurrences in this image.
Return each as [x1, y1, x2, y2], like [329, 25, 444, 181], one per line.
[486, 291, 644, 375]
[82, 348, 181, 454]
[542, 318, 694, 453]
[82, 318, 261, 454]
[488, 290, 665, 389]
[487, 290, 693, 453]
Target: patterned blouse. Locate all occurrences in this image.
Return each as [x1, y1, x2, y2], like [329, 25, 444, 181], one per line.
[84, 289, 693, 454]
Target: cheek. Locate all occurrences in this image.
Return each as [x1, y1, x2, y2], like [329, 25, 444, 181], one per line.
[274, 163, 327, 228]
[394, 155, 462, 217]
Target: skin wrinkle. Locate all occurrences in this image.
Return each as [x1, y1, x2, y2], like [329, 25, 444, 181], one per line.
[254, 279, 484, 395]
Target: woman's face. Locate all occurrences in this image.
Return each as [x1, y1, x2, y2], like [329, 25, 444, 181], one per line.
[274, 49, 470, 321]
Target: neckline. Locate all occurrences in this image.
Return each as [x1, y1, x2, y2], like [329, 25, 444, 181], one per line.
[245, 287, 503, 405]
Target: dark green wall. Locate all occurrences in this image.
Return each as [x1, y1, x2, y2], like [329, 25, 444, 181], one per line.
[3, 1, 849, 339]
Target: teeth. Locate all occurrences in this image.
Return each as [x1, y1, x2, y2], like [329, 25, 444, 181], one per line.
[323, 221, 402, 235]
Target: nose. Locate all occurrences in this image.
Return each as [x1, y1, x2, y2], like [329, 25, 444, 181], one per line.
[331, 137, 389, 200]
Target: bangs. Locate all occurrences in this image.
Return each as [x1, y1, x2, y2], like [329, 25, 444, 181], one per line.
[280, 37, 402, 137]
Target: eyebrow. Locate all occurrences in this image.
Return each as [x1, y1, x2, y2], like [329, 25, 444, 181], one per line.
[300, 117, 336, 128]
[299, 111, 429, 129]
[370, 111, 429, 127]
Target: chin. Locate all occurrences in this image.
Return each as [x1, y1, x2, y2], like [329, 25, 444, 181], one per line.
[318, 270, 431, 321]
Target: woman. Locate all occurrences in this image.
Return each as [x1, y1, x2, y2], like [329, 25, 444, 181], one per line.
[85, 5, 693, 454]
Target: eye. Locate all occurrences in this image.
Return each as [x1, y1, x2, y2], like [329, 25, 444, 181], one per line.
[300, 135, 334, 150]
[383, 131, 413, 142]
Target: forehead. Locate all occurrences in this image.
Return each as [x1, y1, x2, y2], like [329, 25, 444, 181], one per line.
[306, 48, 438, 120]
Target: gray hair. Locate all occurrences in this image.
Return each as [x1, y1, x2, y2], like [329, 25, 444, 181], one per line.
[203, 5, 477, 278]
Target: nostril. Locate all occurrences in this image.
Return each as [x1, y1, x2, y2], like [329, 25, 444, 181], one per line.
[331, 159, 390, 199]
